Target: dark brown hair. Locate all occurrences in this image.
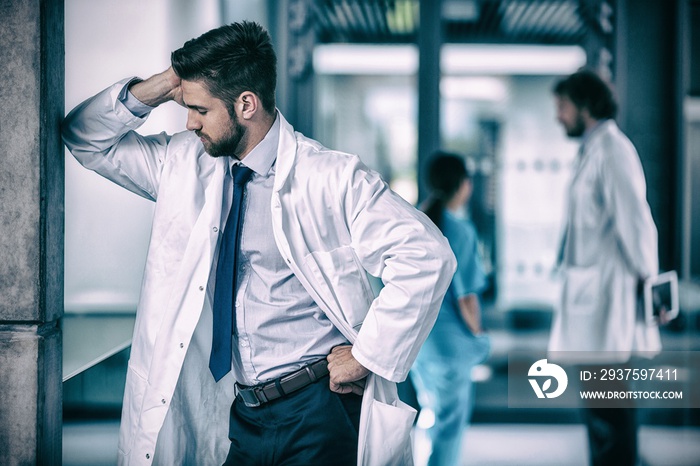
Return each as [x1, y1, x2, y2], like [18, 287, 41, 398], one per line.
[553, 69, 617, 120]
[171, 21, 277, 114]
[422, 151, 470, 232]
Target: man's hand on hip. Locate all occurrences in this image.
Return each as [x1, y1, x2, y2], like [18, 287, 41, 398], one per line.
[327, 345, 370, 396]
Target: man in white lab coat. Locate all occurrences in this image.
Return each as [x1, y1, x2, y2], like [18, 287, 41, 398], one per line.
[550, 69, 660, 466]
[62, 21, 455, 466]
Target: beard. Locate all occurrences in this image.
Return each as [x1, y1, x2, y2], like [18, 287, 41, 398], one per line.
[565, 113, 586, 138]
[198, 112, 248, 159]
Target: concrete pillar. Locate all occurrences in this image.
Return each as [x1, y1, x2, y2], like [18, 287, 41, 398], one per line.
[417, 0, 442, 202]
[579, 0, 615, 82]
[0, 0, 64, 464]
[614, 0, 679, 272]
[277, 0, 316, 138]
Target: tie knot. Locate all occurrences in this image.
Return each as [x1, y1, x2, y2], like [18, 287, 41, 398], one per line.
[231, 164, 254, 185]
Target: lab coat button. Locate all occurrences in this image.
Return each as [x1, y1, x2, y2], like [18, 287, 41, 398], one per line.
[161, 398, 166, 404]
[180, 343, 184, 348]
[199, 286, 204, 291]
[213, 226, 219, 233]
[146, 453, 150, 459]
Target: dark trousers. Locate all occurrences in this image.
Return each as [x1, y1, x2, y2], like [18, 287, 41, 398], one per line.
[580, 364, 638, 466]
[224, 377, 362, 466]
[583, 406, 637, 466]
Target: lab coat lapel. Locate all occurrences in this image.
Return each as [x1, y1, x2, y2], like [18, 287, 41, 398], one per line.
[273, 112, 296, 193]
[268, 115, 415, 466]
[172, 155, 226, 284]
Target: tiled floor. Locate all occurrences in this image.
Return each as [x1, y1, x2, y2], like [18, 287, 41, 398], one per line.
[63, 420, 119, 466]
[62, 306, 700, 465]
[63, 420, 700, 466]
[414, 424, 700, 466]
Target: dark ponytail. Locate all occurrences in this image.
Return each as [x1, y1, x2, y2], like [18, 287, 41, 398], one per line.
[422, 151, 469, 232]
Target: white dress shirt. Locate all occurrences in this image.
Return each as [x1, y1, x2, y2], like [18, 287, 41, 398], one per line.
[224, 115, 348, 385]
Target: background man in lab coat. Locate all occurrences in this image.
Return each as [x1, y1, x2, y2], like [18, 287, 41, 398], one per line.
[62, 21, 455, 465]
[549, 69, 660, 466]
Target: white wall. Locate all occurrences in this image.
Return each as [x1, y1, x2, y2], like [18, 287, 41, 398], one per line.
[64, 0, 220, 312]
[496, 75, 580, 312]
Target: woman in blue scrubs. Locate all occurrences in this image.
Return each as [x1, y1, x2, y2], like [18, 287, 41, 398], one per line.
[411, 151, 491, 466]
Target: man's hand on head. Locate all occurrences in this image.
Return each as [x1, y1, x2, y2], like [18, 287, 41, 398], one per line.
[326, 345, 370, 396]
[129, 67, 184, 108]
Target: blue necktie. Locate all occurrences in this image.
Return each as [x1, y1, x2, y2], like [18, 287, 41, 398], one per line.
[210, 164, 254, 382]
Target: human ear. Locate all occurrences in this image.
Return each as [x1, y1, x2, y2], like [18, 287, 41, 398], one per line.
[580, 106, 592, 120]
[238, 91, 258, 120]
[462, 179, 473, 203]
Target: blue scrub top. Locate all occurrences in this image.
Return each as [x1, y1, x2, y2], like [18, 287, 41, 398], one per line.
[435, 210, 487, 330]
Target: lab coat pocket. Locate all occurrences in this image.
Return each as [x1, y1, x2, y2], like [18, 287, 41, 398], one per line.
[358, 375, 416, 466]
[563, 266, 600, 315]
[304, 246, 374, 331]
[118, 364, 148, 456]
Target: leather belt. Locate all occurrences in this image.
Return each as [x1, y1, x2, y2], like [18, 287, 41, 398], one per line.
[235, 359, 329, 408]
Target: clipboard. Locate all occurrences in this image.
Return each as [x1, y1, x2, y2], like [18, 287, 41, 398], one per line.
[643, 270, 679, 326]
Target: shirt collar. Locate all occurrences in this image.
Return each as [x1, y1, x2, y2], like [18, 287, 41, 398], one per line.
[230, 111, 279, 176]
[581, 118, 609, 147]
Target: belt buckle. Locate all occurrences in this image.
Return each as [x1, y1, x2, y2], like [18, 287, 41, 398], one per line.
[235, 384, 261, 408]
